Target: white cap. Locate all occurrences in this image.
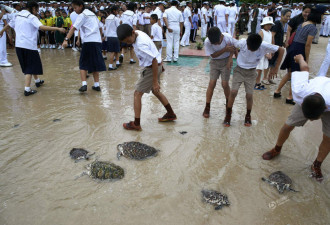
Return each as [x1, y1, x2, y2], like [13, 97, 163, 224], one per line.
[260, 16, 275, 26]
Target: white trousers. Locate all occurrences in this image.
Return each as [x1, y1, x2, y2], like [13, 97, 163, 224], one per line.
[0, 30, 8, 64]
[227, 21, 235, 37]
[322, 20, 330, 36]
[201, 21, 207, 38]
[180, 22, 191, 46]
[317, 39, 330, 77]
[166, 28, 180, 60]
[217, 19, 227, 33]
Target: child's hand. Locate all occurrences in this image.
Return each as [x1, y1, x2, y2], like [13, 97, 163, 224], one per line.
[58, 28, 66, 33]
[153, 82, 160, 93]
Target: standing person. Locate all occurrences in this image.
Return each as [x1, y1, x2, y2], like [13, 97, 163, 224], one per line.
[143, 6, 152, 36]
[275, 6, 326, 105]
[238, 3, 248, 34]
[100, 16, 107, 59]
[45, 10, 55, 49]
[54, 10, 64, 50]
[267, 2, 277, 22]
[105, 5, 121, 70]
[137, 6, 145, 31]
[201, 2, 208, 39]
[203, 27, 236, 118]
[254, 17, 274, 90]
[223, 34, 285, 127]
[62, 11, 72, 47]
[0, 1, 65, 96]
[317, 38, 330, 76]
[117, 24, 177, 131]
[262, 54, 330, 182]
[39, 11, 47, 49]
[180, 1, 192, 47]
[150, 14, 163, 53]
[190, 8, 198, 43]
[70, 9, 79, 51]
[62, 0, 106, 92]
[214, 0, 228, 33]
[227, 1, 237, 37]
[251, 3, 259, 34]
[0, 8, 12, 67]
[163, 0, 183, 62]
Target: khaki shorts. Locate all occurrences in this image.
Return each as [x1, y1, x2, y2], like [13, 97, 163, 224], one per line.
[209, 58, 231, 81]
[286, 104, 330, 137]
[135, 66, 162, 93]
[153, 41, 162, 51]
[231, 66, 257, 94]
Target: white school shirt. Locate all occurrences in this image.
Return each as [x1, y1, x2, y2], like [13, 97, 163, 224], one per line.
[233, 39, 279, 69]
[291, 71, 330, 111]
[204, 33, 235, 59]
[121, 10, 137, 28]
[70, 11, 79, 36]
[8, 10, 42, 51]
[151, 23, 162, 41]
[132, 30, 162, 67]
[137, 11, 145, 25]
[183, 7, 192, 24]
[73, 9, 101, 43]
[105, 14, 120, 37]
[153, 7, 163, 26]
[0, 14, 7, 27]
[163, 6, 183, 30]
[143, 12, 151, 25]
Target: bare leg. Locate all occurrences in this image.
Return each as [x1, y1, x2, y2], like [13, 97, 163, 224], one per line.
[25, 75, 32, 87]
[109, 52, 115, 66]
[246, 93, 253, 110]
[227, 89, 238, 109]
[152, 90, 169, 106]
[206, 80, 217, 103]
[134, 91, 144, 118]
[316, 134, 330, 162]
[275, 70, 291, 93]
[262, 68, 270, 81]
[276, 123, 295, 146]
[256, 69, 262, 84]
[80, 70, 87, 81]
[221, 80, 230, 101]
[287, 86, 293, 100]
[92, 72, 99, 82]
[130, 47, 135, 60]
[33, 75, 39, 80]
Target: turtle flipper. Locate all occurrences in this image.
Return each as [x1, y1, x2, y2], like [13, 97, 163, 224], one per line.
[86, 152, 96, 160]
[262, 177, 272, 184]
[117, 152, 122, 160]
[75, 171, 87, 180]
[289, 187, 298, 192]
[215, 205, 223, 210]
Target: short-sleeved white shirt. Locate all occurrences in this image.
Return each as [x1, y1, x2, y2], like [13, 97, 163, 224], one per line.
[0, 14, 7, 26]
[228, 7, 237, 22]
[121, 10, 137, 28]
[151, 23, 162, 41]
[132, 30, 162, 67]
[214, 5, 229, 20]
[105, 14, 120, 37]
[183, 7, 192, 23]
[233, 39, 279, 69]
[143, 12, 151, 25]
[204, 33, 235, 59]
[201, 7, 208, 22]
[9, 10, 42, 50]
[73, 9, 101, 43]
[153, 7, 164, 26]
[163, 6, 184, 30]
[292, 71, 330, 111]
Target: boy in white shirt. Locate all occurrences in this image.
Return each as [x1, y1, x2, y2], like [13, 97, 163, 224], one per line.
[117, 24, 176, 131]
[150, 14, 163, 53]
[143, 6, 152, 36]
[224, 33, 284, 127]
[262, 54, 330, 182]
[203, 27, 236, 118]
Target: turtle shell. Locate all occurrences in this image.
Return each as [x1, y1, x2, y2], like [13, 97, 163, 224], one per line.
[117, 142, 158, 160]
[70, 148, 89, 160]
[90, 161, 124, 180]
[268, 171, 292, 185]
[202, 190, 230, 210]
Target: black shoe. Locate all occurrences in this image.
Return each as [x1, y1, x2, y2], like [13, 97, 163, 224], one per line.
[129, 60, 136, 64]
[286, 98, 296, 105]
[79, 85, 87, 92]
[108, 67, 117, 71]
[35, 80, 44, 87]
[119, 55, 123, 63]
[103, 57, 107, 60]
[92, 86, 101, 91]
[116, 63, 121, 67]
[274, 92, 281, 98]
[24, 89, 37, 96]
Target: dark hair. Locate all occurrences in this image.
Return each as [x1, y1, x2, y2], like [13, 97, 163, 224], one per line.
[110, 5, 119, 14]
[26, 1, 39, 12]
[117, 24, 133, 41]
[302, 94, 326, 120]
[307, 9, 322, 24]
[72, 0, 85, 9]
[151, 14, 158, 21]
[194, 8, 198, 14]
[281, 8, 292, 16]
[127, 2, 136, 11]
[171, 0, 178, 6]
[207, 27, 221, 44]
[247, 34, 262, 51]
[303, 4, 313, 11]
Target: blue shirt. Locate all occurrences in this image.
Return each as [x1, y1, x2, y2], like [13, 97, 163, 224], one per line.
[192, 14, 199, 29]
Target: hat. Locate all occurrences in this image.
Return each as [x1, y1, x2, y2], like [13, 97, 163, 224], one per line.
[202, 1, 208, 5]
[180, 1, 186, 6]
[313, 5, 327, 14]
[298, 2, 304, 5]
[260, 16, 275, 26]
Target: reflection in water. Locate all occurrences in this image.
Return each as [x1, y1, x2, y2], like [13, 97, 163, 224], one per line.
[0, 38, 329, 225]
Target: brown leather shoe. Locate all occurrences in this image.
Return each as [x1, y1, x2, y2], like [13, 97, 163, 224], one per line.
[311, 164, 323, 182]
[262, 148, 281, 160]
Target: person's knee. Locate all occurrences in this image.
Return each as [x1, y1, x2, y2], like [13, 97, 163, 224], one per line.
[246, 93, 253, 101]
[222, 81, 229, 89]
[134, 91, 143, 98]
[230, 90, 238, 97]
[283, 123, 295, 132]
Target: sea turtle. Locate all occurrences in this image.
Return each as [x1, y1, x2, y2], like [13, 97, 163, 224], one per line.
[201, 190, 230, 210]
[262, 171, 298, 194]
[70, 148, 95, 162]
[117, 141, 159, 160]
[78, 161, 124, 180]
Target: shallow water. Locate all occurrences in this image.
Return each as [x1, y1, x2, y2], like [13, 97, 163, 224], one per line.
[0, 36, 329, 225]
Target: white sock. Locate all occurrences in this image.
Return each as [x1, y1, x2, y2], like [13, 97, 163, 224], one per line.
[130, 59, 134, 62]
[35, 78, 40, 83]
[116, 61, 120, 64]
[94, 82, 100, 87]
[82, 81, 87, 86]
[121, 54, 124, 56]
[109, 64, 113, 68]
[25, 87, 31, 91]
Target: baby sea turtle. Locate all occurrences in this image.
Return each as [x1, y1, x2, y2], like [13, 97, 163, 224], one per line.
[78, 161, 124, 180]
[70, 148, 95, 162]
[262, 171, 298, 194]
[117, 141, 159, 160]
[201, 190, 230, 210]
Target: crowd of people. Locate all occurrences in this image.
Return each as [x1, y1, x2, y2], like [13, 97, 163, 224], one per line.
[0, 0, 329, 181]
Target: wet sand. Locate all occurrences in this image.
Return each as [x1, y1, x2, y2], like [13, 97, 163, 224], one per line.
[0, 36, 329, 225]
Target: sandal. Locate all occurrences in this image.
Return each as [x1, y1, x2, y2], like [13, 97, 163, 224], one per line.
[244, 114, 252, 127]
[311, 164, 324, 182]
[158, 113, 177, 122]
[123, 121, 142, 131]
[273, 92, 281, 98]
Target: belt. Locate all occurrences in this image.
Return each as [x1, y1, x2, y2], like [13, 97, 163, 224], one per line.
[146, 63, 162, 68]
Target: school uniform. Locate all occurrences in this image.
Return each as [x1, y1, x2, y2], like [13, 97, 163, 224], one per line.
[99, 21, 107, 51]
[151, 23, 163, 52]
[231, 39, 278, 94]
[121, 9, 138, 48]
[70, 11, 79, 49]
[73, 9, 106, 73]
[105, 14, 120, 53]
[287, 71, 330, 137]
[46, 16, 55, 45]
[9, 10, 43, 75]
[133, 30, 162, 93]
[0, 14, 10, 66]
[137, 11, 145, 31]
[180, 7, 192, 46]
